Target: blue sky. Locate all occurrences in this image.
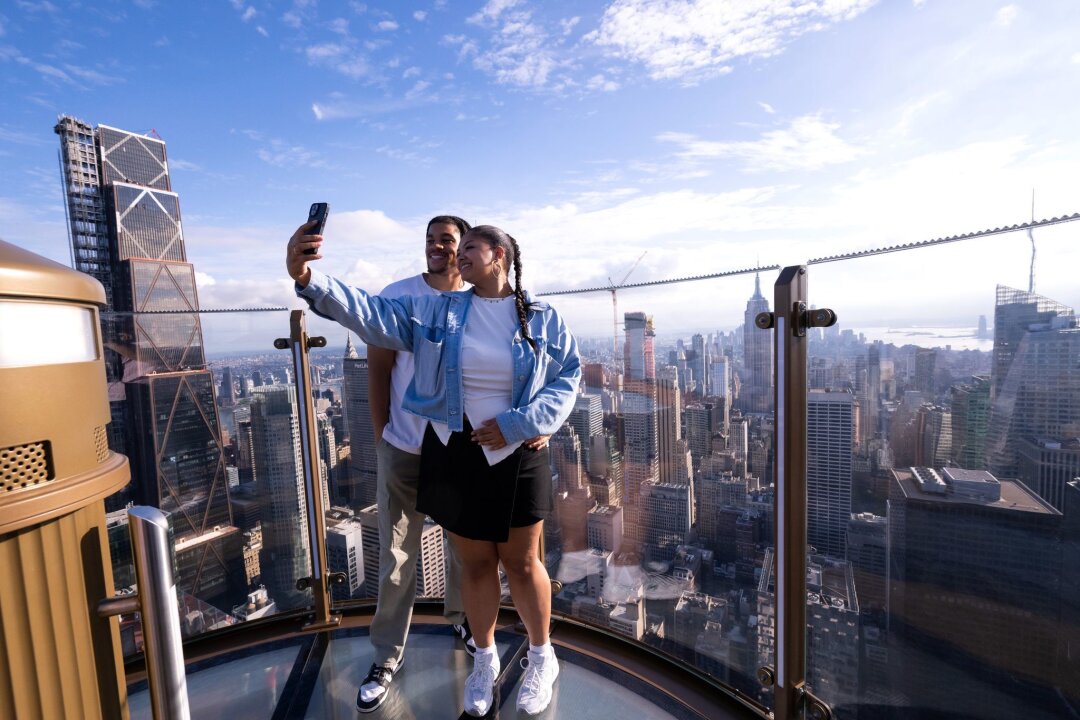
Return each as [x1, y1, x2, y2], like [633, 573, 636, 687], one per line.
[3, 0, 1080, 348]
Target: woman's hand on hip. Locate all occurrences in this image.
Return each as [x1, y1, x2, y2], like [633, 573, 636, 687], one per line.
[523, 435, 549, 451]
[472, 418, 507, 449]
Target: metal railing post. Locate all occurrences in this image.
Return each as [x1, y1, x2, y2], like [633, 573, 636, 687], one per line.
[99, 506, 190, 720]
[758, 266, 836, 720]
[275, 310, 342, 630]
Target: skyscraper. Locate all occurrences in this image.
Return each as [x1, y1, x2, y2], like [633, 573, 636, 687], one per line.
[807, 391, 854, 559]
[55, 116, 240, 609]
[990, 285, 1073, 401]
[656, 366, 685, 486]
[949, 375, 990, 469]
[741, 274, 772, 415]
[623, 312, 655, 381]
[986, 286, 1080, 485]
[342, 340, 377, 510]
[887, 467, 1062, 717]
[250, 385, 311, 611]
[568, 393, 603, 469]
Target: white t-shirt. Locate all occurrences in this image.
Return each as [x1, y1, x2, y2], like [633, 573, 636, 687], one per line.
[378, 274, 458, 455]
[432, 295, 522, 466]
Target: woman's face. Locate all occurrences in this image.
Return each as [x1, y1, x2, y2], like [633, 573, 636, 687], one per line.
[457, 235, 503, 286]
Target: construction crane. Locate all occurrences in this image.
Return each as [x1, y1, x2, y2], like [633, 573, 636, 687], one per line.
[603, 251, 648, 358]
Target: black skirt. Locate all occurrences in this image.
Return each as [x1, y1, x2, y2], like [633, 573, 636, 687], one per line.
[417, 419, 552, 542]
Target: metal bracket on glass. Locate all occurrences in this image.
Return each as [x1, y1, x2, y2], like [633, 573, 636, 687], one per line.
[789, 682, 833, 720]
[296, 572, 347, 592]
[759, 305, 837, 337]
[793, 303, 838, 338]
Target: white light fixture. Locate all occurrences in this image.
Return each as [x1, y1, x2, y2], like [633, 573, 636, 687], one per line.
[0, 301, 99, 368]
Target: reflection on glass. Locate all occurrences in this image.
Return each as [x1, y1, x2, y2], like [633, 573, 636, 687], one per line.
[803, 264, 1080, 719]
[541, 275, 777, 705]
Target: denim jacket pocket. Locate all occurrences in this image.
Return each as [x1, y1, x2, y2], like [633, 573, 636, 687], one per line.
[413, 336, 446, 397]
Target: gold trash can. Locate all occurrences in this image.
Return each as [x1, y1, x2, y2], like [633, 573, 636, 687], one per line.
[0, 240, 131, 720]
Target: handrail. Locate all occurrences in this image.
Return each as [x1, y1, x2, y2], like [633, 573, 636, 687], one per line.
[99, 506, 191, 720]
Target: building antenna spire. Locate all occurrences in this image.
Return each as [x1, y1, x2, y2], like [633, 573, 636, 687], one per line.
[1027, 188, 1036, 293]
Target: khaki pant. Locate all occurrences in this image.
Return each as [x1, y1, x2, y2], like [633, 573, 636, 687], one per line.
[370, 438, 465, 668]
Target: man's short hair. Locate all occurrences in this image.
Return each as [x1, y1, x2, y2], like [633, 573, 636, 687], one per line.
[426, 215, 471, 238]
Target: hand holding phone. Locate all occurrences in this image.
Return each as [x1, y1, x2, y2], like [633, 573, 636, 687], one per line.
[303, 202, 329, 255]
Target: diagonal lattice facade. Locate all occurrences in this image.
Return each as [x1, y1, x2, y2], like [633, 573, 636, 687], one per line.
[56, 116, 242, 613]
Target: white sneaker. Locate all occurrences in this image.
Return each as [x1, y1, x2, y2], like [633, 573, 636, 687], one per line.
[516, 652, 559, 715]
[464, 652, 500, 716]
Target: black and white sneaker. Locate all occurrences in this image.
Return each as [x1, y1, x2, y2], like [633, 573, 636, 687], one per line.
[452, 620, 478, 657]
[355, 657, 404, 713]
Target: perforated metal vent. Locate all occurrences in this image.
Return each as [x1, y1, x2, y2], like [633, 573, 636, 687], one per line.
[1, 441, 55, 492]
[94, 425, 109, 463]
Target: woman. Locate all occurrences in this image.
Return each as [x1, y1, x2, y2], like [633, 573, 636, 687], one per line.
[287, 223, 580, 717]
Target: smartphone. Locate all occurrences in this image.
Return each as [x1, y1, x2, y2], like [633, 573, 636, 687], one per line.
[303, 202, 329, 255]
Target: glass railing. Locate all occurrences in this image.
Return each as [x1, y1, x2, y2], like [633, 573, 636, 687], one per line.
[95, 217, 1080, 720]
[102, 308, 314, 656]
[805, 225, 1080, 719]
[531, 274, 779, 712]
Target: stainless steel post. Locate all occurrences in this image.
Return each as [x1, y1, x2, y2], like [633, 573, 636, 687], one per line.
[129, 506, 190, 720]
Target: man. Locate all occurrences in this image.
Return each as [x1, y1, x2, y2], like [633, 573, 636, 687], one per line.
[356, 215, 475, 713]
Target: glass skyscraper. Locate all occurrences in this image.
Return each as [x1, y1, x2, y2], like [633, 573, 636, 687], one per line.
[55, 116, 242, 611]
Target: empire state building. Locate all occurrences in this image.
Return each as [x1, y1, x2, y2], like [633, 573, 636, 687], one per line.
[741, 273, 773, 414]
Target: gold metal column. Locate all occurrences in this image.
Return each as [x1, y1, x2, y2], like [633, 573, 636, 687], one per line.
[757, 265, 836, 720]
[0, 240, 131, 720]
[276, 310, 342, 630]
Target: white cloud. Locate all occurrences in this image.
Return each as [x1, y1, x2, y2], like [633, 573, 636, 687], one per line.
[758, 101, 775, 114]
[305, 43, 370, 79]
[913, 0, 926, 7]
[329, 18, 349, 34]
[994, 5, 1018, 27]
[256, 26, 269, 37]
[589, 0, 877, 82]
[468, 0, 522, 24]
[168, 158, 201, 171]
[244, 134, 328, 169]
[560, 16, 580, 35]
[282, 11, 302, 28]
[586, 74, 619, 92]
[658, 115, 864, 173]
[402, 66, 421, 78]
[404, 80, 431, 99]
[241, 6, 256, 22]
[1073, 52, 1080, 64]
[413, 10, 427, 21]
[376, 19, 399, 31]
[467, 4, 560, 87]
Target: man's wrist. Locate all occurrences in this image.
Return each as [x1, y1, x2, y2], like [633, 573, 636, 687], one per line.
[295, 267, 312, 288]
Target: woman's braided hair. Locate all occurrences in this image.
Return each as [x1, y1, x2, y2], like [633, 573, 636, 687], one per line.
[465, 225, 537, 350]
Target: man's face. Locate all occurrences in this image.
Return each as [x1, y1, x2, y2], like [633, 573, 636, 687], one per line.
[425, 222, 461, 275]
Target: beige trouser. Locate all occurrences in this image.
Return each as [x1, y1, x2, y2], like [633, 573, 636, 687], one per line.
[370, 438, 465, 668]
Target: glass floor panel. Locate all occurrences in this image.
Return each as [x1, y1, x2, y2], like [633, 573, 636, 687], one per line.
[498, 645, 689, 720]
[128, 641, 302, 720]
[126, 625, 713, 719]
[305, 627, 515, 719]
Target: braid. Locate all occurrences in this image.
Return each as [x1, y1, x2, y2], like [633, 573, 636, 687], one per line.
[507, 234, 536, 350]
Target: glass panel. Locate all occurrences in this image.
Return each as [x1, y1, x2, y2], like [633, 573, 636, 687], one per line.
[805, 226, 1080, 719]
[545, 274, 777, 710]
[104, 308, 313, 656]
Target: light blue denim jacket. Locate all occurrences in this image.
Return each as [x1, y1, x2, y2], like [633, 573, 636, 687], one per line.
[296, 268, 581, 443]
